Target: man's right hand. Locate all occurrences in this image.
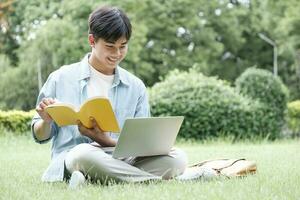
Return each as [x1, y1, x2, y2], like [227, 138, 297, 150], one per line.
[77, 118, 116, 147]
[35, 98, 56, 123]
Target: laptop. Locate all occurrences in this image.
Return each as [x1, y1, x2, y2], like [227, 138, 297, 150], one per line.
[112, 116, 184, 159]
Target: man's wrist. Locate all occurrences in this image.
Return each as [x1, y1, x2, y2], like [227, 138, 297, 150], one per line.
[108, 138, 117, 147]
[43, 119, 53, 126]
[34, 119, 52, 141]
[101, 137, 116, 147]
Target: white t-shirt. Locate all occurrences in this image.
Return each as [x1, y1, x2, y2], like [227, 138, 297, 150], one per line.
[87, 64, 115, 141]
[87, 64, 115, 98]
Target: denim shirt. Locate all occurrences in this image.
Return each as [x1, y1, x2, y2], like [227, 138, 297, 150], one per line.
[31, 53, 150, 182]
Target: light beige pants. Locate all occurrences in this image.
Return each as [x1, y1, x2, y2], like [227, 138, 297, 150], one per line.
[65, 143, 188, 184]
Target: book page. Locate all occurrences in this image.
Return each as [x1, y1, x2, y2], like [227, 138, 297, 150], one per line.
[45, 104, 78, 126]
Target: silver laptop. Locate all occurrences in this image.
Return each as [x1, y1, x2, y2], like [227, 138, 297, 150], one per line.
[112, 116, 184, 159]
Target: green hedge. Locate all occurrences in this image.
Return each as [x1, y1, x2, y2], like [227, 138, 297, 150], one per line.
[287, 100, 300, 135]
[0, 110, 35, 134]
[149, 68, 287, 140]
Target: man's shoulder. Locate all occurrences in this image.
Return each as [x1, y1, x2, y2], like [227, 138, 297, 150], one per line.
[118, 67, 145, 88]
[58, 62, 81, 74]
[50, 61, 82, 80]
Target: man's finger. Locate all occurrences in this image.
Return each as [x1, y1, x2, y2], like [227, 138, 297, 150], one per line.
[42, 98, 50, 105]
[90, 118, 104, 132]
[77, 120, 83, 129]
[49, 98, 56, 104]
[36, 105, 42, 112]
[78, 120, 92, 132]
[90, 117, 98, 128]
[78, 121, 88, 133]
[39, 102, 47, 109]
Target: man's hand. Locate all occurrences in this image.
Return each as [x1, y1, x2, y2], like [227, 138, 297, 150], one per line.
[36, 98, 56, 124]
[34, 98, 57, 141]
[77, 117, 116, 147]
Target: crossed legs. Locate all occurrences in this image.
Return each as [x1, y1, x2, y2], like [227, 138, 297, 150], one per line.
[65, 143, 188, 184]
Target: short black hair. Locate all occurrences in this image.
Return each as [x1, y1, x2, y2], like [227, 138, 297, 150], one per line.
[88, 6, 132, 42]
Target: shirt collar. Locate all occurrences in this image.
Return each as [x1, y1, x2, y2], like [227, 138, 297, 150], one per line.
[78, 53, 129, 87]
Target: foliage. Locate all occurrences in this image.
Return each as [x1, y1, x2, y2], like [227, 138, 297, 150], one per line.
[0, 110, 34, 134]
[287, 100, 300, 118]
[0, 17, 86, 110]
[235, 67, 289, 115]
[287, 100, 300, 135]
[235, 68, 289, 137]
[0, 54, 11, 73]
[0, 0, 19, 65]
[149, 69, 282, 140]
[17, 18, 86, 82]
[0, 66, 38, 110]
[1, 0, 300, 110]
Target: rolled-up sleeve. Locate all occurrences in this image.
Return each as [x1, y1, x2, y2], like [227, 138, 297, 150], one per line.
[31, 72, 59, 144]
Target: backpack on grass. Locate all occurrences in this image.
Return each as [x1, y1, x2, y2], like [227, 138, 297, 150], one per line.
[177, 158, 257, 181]
[190, 158, 257, 177]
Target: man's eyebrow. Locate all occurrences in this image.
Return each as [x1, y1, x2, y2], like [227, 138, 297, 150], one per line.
[105, 40, 128, 45]
[105, 40, 115, 44]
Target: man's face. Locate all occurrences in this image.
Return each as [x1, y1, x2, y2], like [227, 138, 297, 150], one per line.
[90, 35, 128, 71]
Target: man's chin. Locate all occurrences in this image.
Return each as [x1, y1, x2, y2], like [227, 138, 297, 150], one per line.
[106, 59, 118, 66]
[107, 64, 117, 69]
[106, 61, 119, 68]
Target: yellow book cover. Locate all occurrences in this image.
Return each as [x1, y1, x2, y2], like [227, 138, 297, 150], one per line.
[45, 96, 120, 132]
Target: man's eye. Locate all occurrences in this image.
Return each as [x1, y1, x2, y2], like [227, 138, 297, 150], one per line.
[106, 45, 113, 48]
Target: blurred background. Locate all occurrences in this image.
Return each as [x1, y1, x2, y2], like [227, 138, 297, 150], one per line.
[0, 0, 300, 139]
[0, 0, 299, 110]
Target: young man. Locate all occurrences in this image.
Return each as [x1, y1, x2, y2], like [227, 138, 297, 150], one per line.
[32, 6, 188, 187]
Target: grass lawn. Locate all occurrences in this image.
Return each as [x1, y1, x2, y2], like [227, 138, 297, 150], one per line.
[0, 134, 299, 200]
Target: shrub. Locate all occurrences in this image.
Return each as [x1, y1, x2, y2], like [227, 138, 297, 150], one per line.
[287, 100, 300, 118]
[235, 68, 289, 115]
[235, 68, 289, 136]
[287, 100, 300, 135]
[149, 68, 281, 140]
[0, 110, 35, 135]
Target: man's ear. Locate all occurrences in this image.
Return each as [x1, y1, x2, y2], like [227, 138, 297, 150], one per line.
[88, 34, 95, 48]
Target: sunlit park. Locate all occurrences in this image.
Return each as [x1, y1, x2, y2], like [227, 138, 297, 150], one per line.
[0, 0, 300, 199]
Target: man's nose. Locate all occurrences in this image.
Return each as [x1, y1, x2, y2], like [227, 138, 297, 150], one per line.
[111, 47, 123, 57]
[115, 48, 121, 57]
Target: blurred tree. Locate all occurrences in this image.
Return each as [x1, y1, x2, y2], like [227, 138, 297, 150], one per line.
[273, 0, 300, 100]
[135, 0, 225, 85]
[0, 18, 87, 110]
[1, 0, 300, 110]
[0, 54, 11, 72]
[0, 0, 19, 65]
[0, 65, 37, 110]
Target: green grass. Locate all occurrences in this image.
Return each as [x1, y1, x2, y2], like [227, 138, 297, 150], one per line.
[0, 134, 299, 200]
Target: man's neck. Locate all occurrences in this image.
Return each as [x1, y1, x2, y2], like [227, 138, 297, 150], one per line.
[88, 54, 115, 75]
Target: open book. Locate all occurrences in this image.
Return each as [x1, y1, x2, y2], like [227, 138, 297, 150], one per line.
[45, 96, 120, 132]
